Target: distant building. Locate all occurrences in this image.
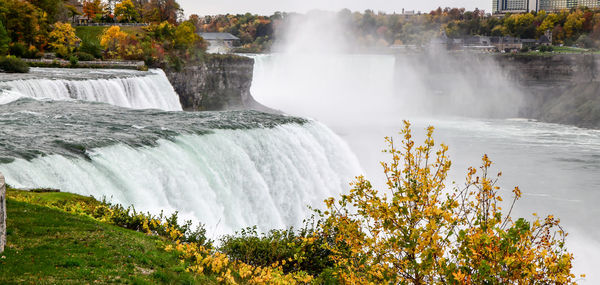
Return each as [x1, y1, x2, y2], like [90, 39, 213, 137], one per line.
[538, 0, 600, 12]
[199, 33, 240, 54]
[540, 30, 553, 45]
[67, 0, 90, 25]
[462, 36, 497, 51]
[430, 34, 550, 52]
[493, 0, 530, 13]
[398, 9, 421, 19]
[490, 36, 523, 51]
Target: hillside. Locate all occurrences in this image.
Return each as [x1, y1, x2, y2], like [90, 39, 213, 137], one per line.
[0, 190, 213, 284]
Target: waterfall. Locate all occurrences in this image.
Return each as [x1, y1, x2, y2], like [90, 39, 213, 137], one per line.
[0, 121, 362, 235]
[0, 68, 182, 111]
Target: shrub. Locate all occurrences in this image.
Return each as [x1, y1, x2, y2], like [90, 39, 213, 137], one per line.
[167, 55, 183, 71]
[23, 46, 42, 59]
[219, 226, 333, 276]
[79, 40, 103, 59]
[55, 46, 70, 59]
[0, 55, 30, 73]
[317, 121, 577, 284]
[9, 42, 26, 57]
[539, 45, 554, 52]
[74, 52, 94, 61]
[69, 56, 78, 67]
[50, 59, 61, 67]
[8, 189, 211, 248]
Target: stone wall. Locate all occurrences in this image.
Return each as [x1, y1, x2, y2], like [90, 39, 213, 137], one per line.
[1, 172, 6, 253]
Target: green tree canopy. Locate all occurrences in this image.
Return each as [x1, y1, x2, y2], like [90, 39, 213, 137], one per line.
[0, 21, 10, 55]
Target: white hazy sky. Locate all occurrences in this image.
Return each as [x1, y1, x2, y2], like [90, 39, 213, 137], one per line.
[179, 0, 490, 16]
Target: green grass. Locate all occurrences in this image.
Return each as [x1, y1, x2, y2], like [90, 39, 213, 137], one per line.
[550, 46, 589, 53]
[75, 26, 106, 46]
[0, 190, 216, 284]
[120, 26, 146, 37]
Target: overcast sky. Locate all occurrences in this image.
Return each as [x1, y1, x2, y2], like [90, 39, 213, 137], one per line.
[179, 0, 490, 17]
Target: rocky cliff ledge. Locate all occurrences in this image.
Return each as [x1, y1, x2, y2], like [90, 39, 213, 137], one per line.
[495, 54, 600, 129]
[165, 54, 270, 112]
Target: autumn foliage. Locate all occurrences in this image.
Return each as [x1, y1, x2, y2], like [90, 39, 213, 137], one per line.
[317, 121, 577, 284]
[82, 0, 104, 21]
[48, 22, 80, 56]
[100, 26, 130, 58]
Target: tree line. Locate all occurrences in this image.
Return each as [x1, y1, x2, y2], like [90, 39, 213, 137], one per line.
[0, 0, 204, 72]
[191, 7, 600, 52]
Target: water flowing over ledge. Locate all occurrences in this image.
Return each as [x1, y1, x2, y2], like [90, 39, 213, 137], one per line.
[0, 123, 361, 236]
[0, 68, 182, 111]
[0, 99, 362, 235]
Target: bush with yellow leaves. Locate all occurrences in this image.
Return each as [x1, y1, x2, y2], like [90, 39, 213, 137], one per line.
[317, 121, 578, 284]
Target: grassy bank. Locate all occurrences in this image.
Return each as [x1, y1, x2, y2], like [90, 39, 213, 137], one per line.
[0, 189, 213, 284]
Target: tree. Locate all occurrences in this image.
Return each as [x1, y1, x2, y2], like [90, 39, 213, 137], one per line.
[503, 13, 535, 38]
[538, 14, 559, 36]
[82, 0, 104, 21]
[0, 21, 9, 55]
[64, 4, 81, 24]
[142, 0, 181, 24]
[48, 22, 79, 56]
[564, 10, 585, 39]
[318, 121, 577, 284]
[114, 0, 139, 23]
[100, 25, 142, 59]
[0, 0, 41, 45]
[27, 0, 63, 23]
[100, 25, 128, 57]
[174, 21, 199, 50]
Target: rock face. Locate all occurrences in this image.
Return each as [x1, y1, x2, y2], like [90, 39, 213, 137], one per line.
[494, 54, 600, 129]
[1, 173, 6, 253]
[398, 52, 600, 129]
[165, 55, 271, 112]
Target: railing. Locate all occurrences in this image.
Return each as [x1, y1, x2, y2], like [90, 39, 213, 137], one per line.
[73, 23, 149, 27]
[22, 58, 145, 69]
[0, 172, 6, 253]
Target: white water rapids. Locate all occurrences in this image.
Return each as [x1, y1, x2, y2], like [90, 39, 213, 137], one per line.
[0, 68, 182, 111]
[0, 121, 361, 236]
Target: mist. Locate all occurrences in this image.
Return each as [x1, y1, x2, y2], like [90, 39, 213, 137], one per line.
[249, 12, 600, 283]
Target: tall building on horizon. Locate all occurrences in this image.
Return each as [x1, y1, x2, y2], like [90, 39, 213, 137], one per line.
[538, 0, 600, 12]
[493, 0, 530, 13]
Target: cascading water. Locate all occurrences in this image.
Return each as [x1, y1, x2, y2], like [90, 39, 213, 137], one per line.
[0, 68, 182, 111]
[0, 99, 362, 236]
[250, 52, 600, 283]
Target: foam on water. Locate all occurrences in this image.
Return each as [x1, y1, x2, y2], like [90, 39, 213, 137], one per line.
[0, 68, 182, 111]
[0, 122, 361, 236]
